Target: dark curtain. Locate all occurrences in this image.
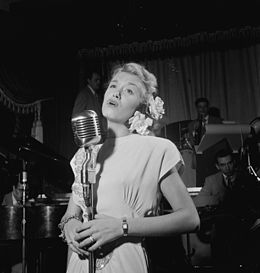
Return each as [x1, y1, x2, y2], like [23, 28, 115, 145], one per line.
[1, 27, 260, 189]
[79, 28, 260, 126]
[0, 44, 77, 200]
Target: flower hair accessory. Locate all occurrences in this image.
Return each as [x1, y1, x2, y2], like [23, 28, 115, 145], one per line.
[129, 95, 165, 136]
[129, 111, 153, 136]
[148, 96, 165, 120]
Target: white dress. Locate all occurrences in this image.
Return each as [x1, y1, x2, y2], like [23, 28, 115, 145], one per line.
[67, 134, 184, 273]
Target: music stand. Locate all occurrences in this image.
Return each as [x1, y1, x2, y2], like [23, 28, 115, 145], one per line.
[196, 124, 251, 154]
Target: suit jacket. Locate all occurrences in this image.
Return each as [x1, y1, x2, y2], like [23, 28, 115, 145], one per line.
[72, 85, 107, 134]
[194, 170, 260, 227]
[72, 85, 102, 117]
[188, 115, 222, 132]
[193, 171, 227, 207]
[2, 192, 15, 206]
[187, 115, 222, 145]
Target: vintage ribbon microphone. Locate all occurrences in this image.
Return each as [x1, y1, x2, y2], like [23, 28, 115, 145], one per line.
[71, 110, 102, 273]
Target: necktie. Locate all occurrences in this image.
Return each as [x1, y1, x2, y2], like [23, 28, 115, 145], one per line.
[226, 177, 233, 189]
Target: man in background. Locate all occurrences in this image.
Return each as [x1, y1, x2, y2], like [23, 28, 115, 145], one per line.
[1, 179, 24, 273]
[193, 149, 237, 207]
[72, 68, 103, 117]
[194, 148, 260, 273]
[2, 179, 24, 206]
[188, 97, 222, 145]
[71, 67, 107, 145]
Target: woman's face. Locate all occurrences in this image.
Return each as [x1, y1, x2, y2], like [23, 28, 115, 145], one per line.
[102, 71, 146, 124]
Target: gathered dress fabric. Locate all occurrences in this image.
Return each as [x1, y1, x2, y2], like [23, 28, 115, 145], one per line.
[67, 134, 184, 273]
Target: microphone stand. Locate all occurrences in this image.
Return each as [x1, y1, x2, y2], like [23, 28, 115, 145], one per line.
[81, 145, 98, 273]
[72, 109, 102, 272]
[20, 159, 28, 273]
[246, 147, 260, 182]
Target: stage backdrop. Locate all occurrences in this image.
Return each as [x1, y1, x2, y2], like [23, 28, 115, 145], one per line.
[79, 26, 260, 128]
[1, 27, 260, 162]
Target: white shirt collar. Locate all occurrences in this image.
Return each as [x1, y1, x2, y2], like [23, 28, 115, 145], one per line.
[12, 192, 18, 206]
[222, 173, 236, 185]
[88, 84, 96, 96]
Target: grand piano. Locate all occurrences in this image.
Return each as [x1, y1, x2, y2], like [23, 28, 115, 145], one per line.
[0, 136, 73, 273]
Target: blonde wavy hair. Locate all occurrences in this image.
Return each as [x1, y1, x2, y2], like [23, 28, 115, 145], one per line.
[109, 63, 165, 136]
[111, 62, 158, 104]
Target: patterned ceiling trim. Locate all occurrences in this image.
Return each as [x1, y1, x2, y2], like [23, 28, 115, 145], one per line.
[79, 26, 260, 59]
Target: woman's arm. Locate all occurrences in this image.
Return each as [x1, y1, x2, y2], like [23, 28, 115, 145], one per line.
[127, 169, 200, 236]
[193, 179, 218, 207]
[75, 169, 200, 251]
[59, 194, 82, 226]
[59, 194, 86, 256]
[63, 194, 82, 218]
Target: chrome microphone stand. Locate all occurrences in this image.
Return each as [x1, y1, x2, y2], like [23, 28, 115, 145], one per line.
[81, 145, 97, 273]
[20, 159, 28, 273]
[246, 148, 260, 182]
[71, 109, 102, 273]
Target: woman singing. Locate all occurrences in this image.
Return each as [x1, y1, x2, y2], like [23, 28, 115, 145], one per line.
[59, 62, 200, 273]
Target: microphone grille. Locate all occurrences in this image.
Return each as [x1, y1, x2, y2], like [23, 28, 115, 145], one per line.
[72, 110, 102, 148]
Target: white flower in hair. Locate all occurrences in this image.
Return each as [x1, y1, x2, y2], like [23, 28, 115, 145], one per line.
[129, 111, 153, 136]
[148, 96, 165, 120]
[128, 96, 165, 136]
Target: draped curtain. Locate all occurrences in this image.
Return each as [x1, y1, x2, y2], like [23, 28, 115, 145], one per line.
[2, 27, 259, 161]
[80, 26, 260, 127]
[0, 45, 59, 145]
[0, 85, 44, 143]
[142, 46, 260, 124]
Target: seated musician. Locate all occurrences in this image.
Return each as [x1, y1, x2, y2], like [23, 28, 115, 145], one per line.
[2, 180, 24, 206]
[185, 97, 223, 171]
[193, 148, 260, 273]
[193, 149, 237, 208]
[187, 97, 222, 146]
[1, 180, 24, 273]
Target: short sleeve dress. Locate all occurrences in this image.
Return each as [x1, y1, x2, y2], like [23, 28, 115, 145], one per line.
[67, 134, 184, 273]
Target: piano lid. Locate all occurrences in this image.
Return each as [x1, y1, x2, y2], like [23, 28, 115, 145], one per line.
[9, 135, 74, 188]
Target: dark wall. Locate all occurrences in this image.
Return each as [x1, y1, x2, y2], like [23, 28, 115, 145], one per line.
[0, 42, 80, 156]
[0, 42, 80, 199]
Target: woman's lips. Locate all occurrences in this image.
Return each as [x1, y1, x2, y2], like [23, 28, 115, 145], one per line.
[107, 98, 119, 107]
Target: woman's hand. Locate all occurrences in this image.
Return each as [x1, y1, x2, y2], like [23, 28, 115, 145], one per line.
[74, 214, 123, 252]
[64, 218, 89, 256]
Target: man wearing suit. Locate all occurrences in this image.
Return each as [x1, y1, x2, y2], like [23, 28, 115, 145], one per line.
[1, 180, 24, 273]
[193, 149, 236, 208]
[194, 149, 260, 273]
[72, 68, 106, 133]
[72, 68, 102, 117]
[2, 180, 23, 206]
[188, 97, 222, 146]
